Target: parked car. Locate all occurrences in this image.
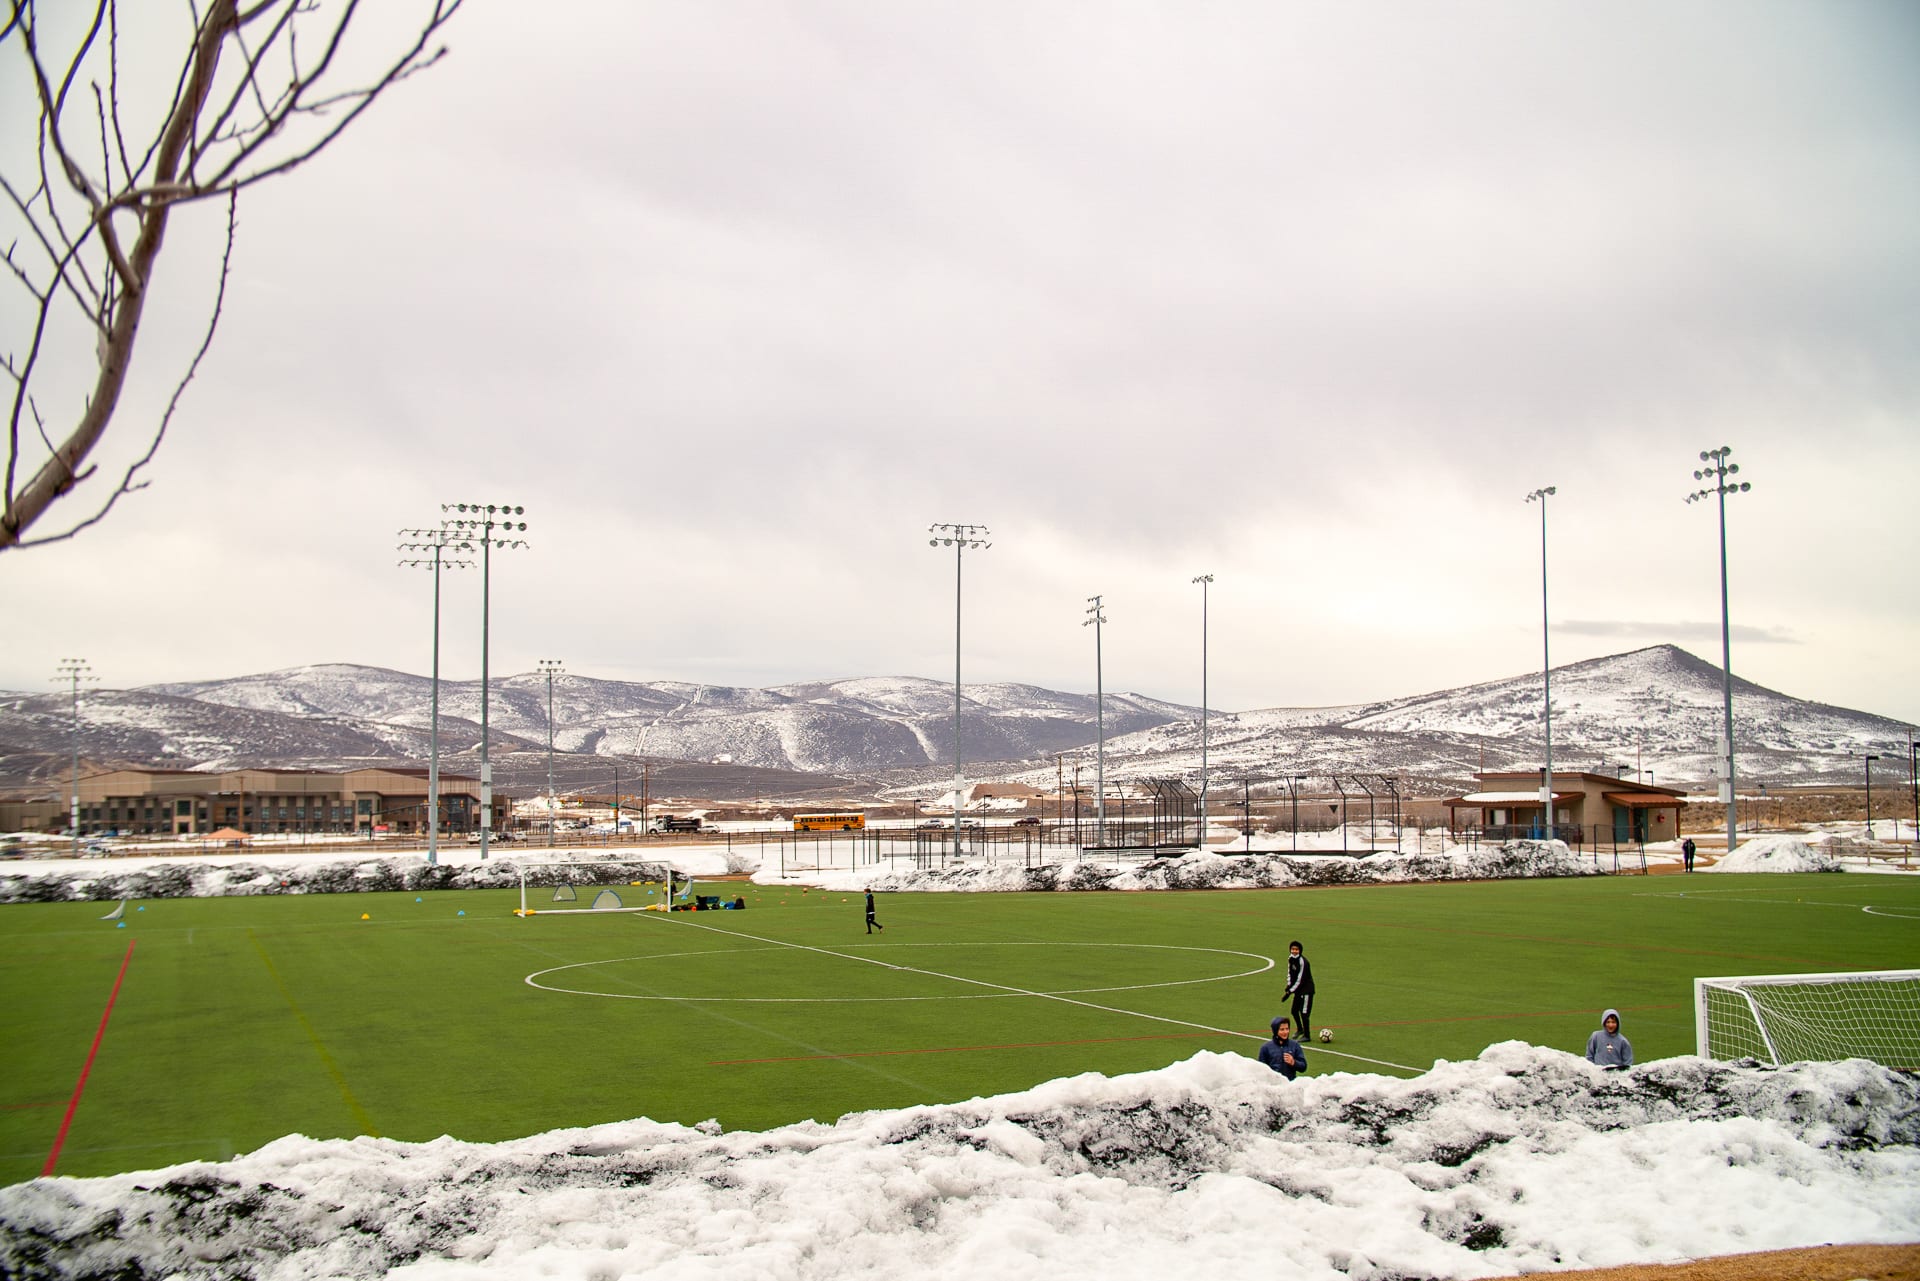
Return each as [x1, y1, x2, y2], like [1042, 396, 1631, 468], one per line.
[1013, 816, 1042, 827]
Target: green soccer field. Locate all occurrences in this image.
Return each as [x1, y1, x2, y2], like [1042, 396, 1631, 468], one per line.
[3, 871, 1917, 1184]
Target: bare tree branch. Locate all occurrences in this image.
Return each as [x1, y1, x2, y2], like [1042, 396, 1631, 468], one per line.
[16, 190, 238, 549]
[2, 0, 465, 552]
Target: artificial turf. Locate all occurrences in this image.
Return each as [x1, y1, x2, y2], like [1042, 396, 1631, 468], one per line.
[3, 870, 1916, 1184]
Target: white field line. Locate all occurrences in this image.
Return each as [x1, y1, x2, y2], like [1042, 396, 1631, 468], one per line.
[636, 911, 1422, 1075]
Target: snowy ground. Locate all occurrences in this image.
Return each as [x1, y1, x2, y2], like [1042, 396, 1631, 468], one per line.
[2, 1046, 1915, 1280]
[3, 827, 1915, 1279]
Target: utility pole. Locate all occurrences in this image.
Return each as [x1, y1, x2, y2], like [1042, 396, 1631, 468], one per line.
[1526, 487, 1556, 840]
[1084, 594, 1108, 845]
[1192, 573, 1213, 845]
[55, 659, 93, 853]
[928, 523, 990, 860]
[540, 659, 564, 846]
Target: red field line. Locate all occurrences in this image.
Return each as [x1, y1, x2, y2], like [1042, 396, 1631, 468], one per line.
[42, 938, 136, 1177]
[709, 1028, 1241, 1066]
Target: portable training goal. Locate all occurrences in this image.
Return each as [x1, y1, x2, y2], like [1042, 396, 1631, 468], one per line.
[1694, 969, 1920, 1068]
[513, 858, 676, 917]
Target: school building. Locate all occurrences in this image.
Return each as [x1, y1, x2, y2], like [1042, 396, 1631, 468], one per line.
[56, 767, 503, 837]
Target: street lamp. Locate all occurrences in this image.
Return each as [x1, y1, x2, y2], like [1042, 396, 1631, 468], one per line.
[928, 523, 989, 860]
[1863, 753, 1880, 841]
[441, 502, 529, 859]
[1526, 487, 1556, 840]
[1084, 594, 1108, 846]
[399, 526, 474, 865]
[1687, 447, 1752, 857]
[540, 659, 565, 846]
[54, 658, 94, 853]
[1192, 573, 1213, 845]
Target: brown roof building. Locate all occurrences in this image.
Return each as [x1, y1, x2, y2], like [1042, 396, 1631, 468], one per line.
[61, 767, 503, 837]
[1443, 770, 1687, 848]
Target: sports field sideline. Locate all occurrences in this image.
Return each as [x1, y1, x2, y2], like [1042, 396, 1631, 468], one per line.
[3, 870, 1916, 1185]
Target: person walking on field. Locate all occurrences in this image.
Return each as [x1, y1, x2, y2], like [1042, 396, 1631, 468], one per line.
[1258, 1015, 1308, 1080]
[1285, 939, 1315, 1042]
[1681, 837, 1696, 873]
[865, 889, 883, 934]
[1585, 1008, 1633, 1070]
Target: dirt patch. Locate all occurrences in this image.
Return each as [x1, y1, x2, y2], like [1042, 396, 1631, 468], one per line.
[1532, 1243, 1920, 1281]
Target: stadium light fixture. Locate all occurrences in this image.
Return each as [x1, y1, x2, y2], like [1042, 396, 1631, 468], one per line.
[1525, 487, 1556, 839]
[399, 525, 474, 864]
[1863, 754, 1880, 841]
[441, 503, 529, 859]
[54, 658, 94, 853]
[1084, 595, 1107, 845]
[928, 523, 989, 860]
[540, 659, 565, 847]
[1192, 574, 1213, 844]
[1686, 447, 1752, 857]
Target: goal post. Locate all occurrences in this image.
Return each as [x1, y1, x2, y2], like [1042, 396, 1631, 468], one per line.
[1694, 969, 1920, 1068]
[512, 858, 674, 917]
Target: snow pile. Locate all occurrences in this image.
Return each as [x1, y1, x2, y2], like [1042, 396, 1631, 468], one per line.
[1709, 835, 1843, 874]
[782, 841, 1598, 894]
[0, 856, 670, 905]
[3, 1045, 1916, 1281]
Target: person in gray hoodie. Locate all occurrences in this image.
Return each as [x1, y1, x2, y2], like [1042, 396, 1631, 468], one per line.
[1585, 1008, 1633, 1069]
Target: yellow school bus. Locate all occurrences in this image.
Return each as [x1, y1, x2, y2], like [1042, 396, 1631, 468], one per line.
[792, 812, 866, 831]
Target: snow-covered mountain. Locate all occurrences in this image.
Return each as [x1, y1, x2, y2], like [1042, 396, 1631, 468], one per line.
[0, 646, 1907, 795]
[998, 644, 1912, 793]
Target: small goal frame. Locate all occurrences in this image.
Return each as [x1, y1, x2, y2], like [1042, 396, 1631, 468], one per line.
[1693, 968, 1920, 1067]
[512, 858, 680, 917]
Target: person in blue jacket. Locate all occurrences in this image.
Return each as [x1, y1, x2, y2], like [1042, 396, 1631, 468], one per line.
[1585, 1008, 1633, 1069]
[1258, 1015, 1308, 1079]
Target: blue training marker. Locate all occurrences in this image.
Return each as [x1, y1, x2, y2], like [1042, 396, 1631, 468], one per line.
[457, 910, 466, 916]
[136, 905, 145, 912]
[116, 921, 126, 929]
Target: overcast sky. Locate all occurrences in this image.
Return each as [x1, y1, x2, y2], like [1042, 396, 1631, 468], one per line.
[6, 1, 1918, 729]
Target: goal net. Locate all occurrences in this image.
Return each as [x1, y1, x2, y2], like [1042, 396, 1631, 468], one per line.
[512, 858, 675, 917]
[1694, 970, 1920, 1068]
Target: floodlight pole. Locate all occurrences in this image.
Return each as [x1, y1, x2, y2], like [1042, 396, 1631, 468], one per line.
[929, 523, 989, 859]
[55, 659, 92, 852]
[1863, 754, 1880, 841]
[1525, 488, 1556, 839]
[1686, 448, 1752, 858]
[1908, 732, 1917, 866]
[1192, 573, 1213, 845]
[399, 526, 474, 864]
[540, 659, 565, 846]
[442, 503, 529, 859]
[1293, 775, 1306, 852]
[1084, 595, 1107, 845]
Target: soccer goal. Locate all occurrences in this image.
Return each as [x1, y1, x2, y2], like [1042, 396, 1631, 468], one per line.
[1694, 970, 1920, 1068]
[512, 858, 674, 917]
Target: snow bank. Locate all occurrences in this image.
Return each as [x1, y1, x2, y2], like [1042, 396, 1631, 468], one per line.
[3, 1045, 1915, 1281]
[770, 841, 1600, 893]
[1708, 834, 1843, 874]
[0, 855, 672, 904]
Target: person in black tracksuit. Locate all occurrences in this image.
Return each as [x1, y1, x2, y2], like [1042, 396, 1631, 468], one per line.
[1285, 939, 1315, 1041]
[865, 889, 883, 934]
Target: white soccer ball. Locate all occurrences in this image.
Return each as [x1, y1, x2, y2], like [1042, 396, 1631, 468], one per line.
[1318, 1028, 1333, 1043]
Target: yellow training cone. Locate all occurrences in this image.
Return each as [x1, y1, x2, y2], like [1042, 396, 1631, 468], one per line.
[360, 912, 371, 920]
